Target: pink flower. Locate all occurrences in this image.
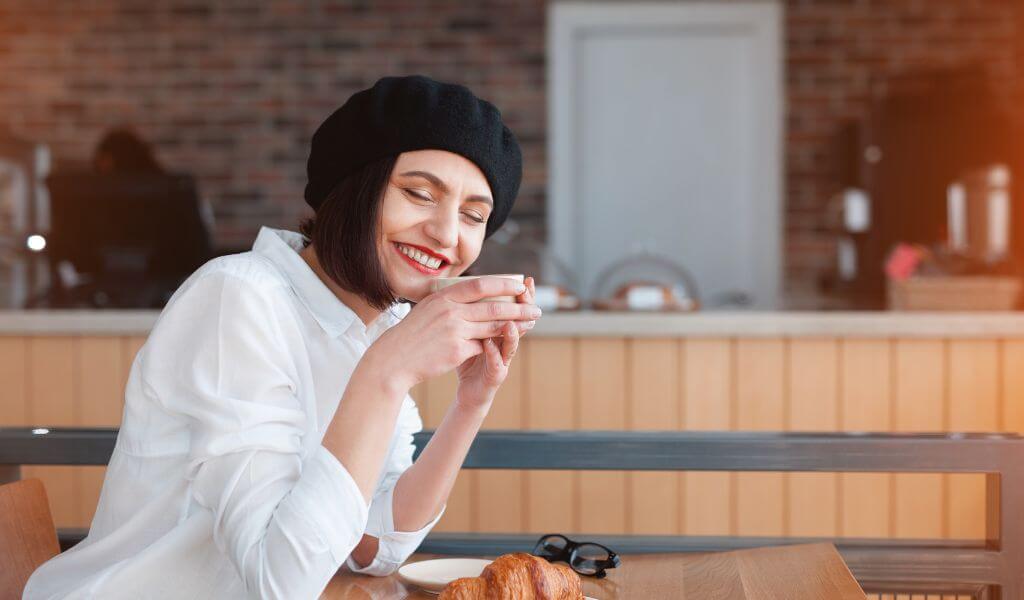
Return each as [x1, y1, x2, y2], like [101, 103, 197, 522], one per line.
[885, 244, 925, 282]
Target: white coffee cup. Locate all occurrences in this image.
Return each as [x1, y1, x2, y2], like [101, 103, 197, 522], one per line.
[428, 274, 525, 303]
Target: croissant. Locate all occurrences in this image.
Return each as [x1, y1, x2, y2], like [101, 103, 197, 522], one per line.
[439, 553, 583, 600]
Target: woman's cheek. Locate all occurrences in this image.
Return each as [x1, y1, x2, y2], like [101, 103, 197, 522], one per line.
[465, 227, 487, 260]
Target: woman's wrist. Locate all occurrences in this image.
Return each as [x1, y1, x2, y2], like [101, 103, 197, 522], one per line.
[358, 345, 414, 399]
[452, 387, 496, 417]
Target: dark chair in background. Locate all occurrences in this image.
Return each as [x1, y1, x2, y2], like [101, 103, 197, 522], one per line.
[32, 172, 212, 309]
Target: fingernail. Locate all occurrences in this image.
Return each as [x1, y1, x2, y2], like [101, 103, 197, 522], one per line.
[524, 320, 536, 329]
[516, 284, 527, 293]
[531, 307, 542, 318]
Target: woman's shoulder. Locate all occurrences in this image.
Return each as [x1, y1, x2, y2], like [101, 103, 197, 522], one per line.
[188, 251, 291, 292]
[152, 252, 298, 333]
[143, 253, 302, 369]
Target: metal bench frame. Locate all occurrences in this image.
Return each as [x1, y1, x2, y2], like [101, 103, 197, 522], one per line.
[2, 428, 1021, 598]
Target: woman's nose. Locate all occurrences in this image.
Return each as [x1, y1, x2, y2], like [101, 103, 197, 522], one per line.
[424, 209, 459, 249]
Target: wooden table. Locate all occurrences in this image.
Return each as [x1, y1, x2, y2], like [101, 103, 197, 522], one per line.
[322, 543, 866, 599]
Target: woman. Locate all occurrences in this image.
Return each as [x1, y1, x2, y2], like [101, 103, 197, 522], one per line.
[24, 75, 540, 599]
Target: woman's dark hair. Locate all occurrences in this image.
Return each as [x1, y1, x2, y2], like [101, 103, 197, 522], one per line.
[93, 128, 163, 174]
[299, 155, 399, 310]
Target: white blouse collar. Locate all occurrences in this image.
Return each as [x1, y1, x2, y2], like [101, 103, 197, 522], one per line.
[252, 227, 409, 339]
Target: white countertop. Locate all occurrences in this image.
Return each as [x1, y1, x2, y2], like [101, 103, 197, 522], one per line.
[5, 310, 1024, 338]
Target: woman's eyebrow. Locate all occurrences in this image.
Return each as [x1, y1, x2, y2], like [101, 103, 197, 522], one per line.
[400, 170, 493, 206]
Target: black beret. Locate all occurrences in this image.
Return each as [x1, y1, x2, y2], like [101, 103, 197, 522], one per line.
[304, 75, 522, 238]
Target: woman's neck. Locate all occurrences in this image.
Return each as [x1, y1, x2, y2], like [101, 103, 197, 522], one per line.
[299, 244, 382, 326]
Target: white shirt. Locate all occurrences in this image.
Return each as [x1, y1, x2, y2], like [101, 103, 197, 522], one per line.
[24, 227, 442, 600]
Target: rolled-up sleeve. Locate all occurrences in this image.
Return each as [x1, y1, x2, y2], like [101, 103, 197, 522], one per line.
[345, 396, 444, 576]
[142, 269, 369, 599]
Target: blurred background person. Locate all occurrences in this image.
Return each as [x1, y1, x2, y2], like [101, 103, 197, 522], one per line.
[33, 127, 213, 308]
[92, 128, 165, 175]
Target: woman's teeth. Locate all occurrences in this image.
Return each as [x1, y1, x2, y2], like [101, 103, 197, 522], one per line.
[398, 244, 443, 269]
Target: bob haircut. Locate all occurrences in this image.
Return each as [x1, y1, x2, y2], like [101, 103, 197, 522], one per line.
[299, 154, 400, 310]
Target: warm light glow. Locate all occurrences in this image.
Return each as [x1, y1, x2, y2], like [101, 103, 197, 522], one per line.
[31, 428, 49, 435]
[26, 234, 46, 252]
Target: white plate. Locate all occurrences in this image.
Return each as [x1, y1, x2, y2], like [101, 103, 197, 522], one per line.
[397, 558, 492, 594]
[396, 558, 599, 598]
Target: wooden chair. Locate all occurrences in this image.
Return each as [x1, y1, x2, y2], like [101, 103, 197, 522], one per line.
[0, 478, 60, 600]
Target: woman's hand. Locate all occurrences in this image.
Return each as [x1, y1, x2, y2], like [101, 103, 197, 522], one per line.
[366, 276, 541, 396]
[454, 277, 536, 411]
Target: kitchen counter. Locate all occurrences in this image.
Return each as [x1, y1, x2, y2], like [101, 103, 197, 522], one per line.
[5, 309, 1024, 338]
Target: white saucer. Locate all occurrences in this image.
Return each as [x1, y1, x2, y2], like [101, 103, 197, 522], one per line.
[396, 558, 599, 598]
[397, 558, 492, 594]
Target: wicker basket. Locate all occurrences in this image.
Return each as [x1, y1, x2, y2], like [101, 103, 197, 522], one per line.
[887, 276, 1022, 311]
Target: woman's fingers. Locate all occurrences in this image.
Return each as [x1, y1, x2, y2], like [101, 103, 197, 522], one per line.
[515, 320, 536, 335]
[515, 276, 533, 304]
[501, 322, 520, 366]
[516, 277, 537, 338]
[464, 319, 534, 339]
[462, 339, 485, 363]
[462, 300, 541, 322]
[484, 337, 502, 370]
[443, 276, 527, 303]
[500, 322, 513, 364]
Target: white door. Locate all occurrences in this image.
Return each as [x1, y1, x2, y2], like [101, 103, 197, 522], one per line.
[548, 2, 783, 308]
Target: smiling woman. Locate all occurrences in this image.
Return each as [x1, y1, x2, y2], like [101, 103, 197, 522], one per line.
[298, 150, 501, 310]
[22, 75, 539, 600]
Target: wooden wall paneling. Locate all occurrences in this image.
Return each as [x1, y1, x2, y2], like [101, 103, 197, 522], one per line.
[734, 339, 786, 536]
[627, 339, 682, 535]
[787, 339, 840, 537]
[26, 337, 79, 528]
[947, 340, 999, 539]
[410, 381, 430, 426]
[76, 337, 125, 526]
[7, 328, 1012, 541]
[577, 339, 628, 534]
[422, 371, 455, 429]
[1001, 340, 1024, 433]
[0, 337, 28, 426]
[79, 337, 125, 426]
[1004, 338, 1024, 556]
[475, 340, 527, 533]
[423, 371, 475, 532]
[524, 339, 578, 533]
[893, 340, 945, 539]
[681, 339, 734, 535]
[840, 340, 892, 538]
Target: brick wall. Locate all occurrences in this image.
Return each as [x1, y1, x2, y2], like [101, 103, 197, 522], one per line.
[784, 0, 1021, 306]
[0, 0, 1019, 306]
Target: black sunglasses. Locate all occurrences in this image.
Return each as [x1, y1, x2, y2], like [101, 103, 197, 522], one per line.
[531, 534, 621, 579]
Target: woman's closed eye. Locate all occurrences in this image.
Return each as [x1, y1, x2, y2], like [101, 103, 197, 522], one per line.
[462, 210, 486, 224]
[407, 188, 487, 223]
[405, 188, 435, 203]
